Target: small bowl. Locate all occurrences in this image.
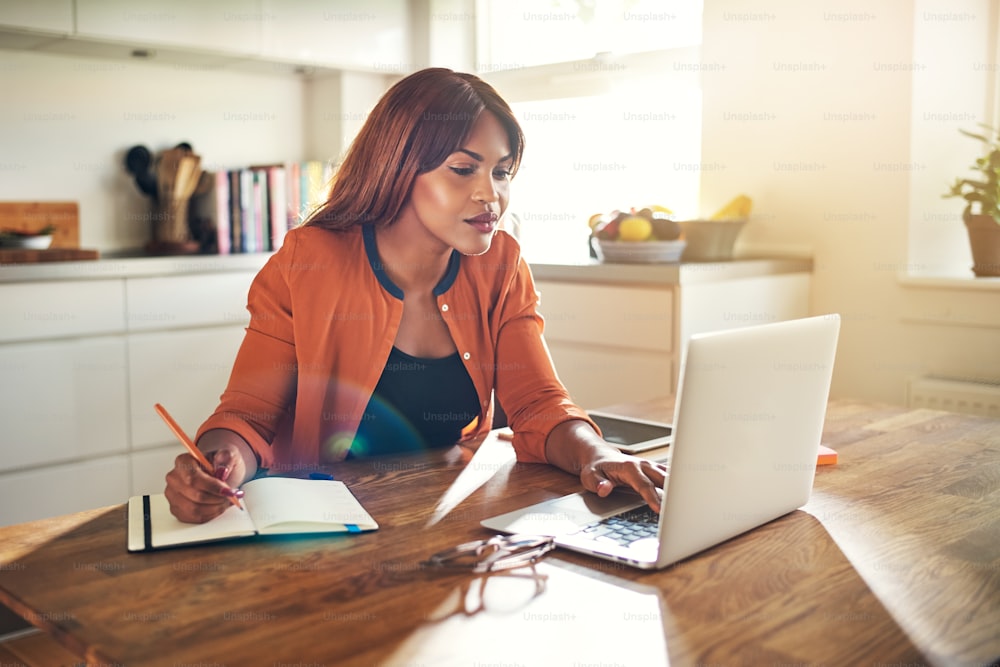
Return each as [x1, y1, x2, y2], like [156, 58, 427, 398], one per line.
[592, 237, 687, 264]
[677, 219, 747, 261]
[0, 234, 53, 250]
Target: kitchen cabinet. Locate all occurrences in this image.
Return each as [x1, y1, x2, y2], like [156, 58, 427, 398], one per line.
[678, 273, 812, 347]
[129, 327, 246, 450]
[0, 279, 129, 475]
[259, 0, 408, 70]
[0, 0, 411, 74]
[0, 256, 265, 527]
[0, 254, 809, 525]
[125, 272, 253, 332]
[0, 455, 130, 527]
[0, 279, 125, 343]
[75, 0, 263, 56]
[0, 336, 128, 472]
[536, 281, 674, 409]
[0, 0, 73, 35]
[533, 259, 812, 410]
[125, 273, 253, 450]
[131, 446, 184, 498]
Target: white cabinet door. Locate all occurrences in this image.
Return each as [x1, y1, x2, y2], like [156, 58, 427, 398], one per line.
[0, 0, 73, 34]
[0, 336, 128, 472]
[547, 343, 673, 410]
[0, 279, 125, 343]
[536, 281, 674, 353]
[125, 272, 253, 331]
[75, 0, 262, 56]
[536, 280, 676, 409]
[678, 274, 811, 355]
[0, 455, 129, 527]
[260, 0, 408, 70]
[128, 326, 247, 449]
[131, 445, 182, 497]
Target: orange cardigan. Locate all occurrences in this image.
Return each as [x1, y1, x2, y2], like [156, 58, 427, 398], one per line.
[196, 224, 593, 471]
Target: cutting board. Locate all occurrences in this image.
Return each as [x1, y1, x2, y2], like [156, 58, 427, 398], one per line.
[0, 248, 100, 264]
[0, 201, 100, 263]
[0, 201, 81, 248]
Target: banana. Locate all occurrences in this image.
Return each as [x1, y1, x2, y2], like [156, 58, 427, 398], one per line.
[710, 194, 752, 221]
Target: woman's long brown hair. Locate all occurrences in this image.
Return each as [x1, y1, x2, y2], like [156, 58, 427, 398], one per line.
[304, 68, 525, 230]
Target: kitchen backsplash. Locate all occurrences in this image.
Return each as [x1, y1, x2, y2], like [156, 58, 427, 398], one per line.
[0, 48, 371, 253]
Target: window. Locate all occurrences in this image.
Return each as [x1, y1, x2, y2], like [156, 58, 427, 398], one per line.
[907, 0, 999, 276]
[508, 80, 702, 263]
[476, 0, 705, 262]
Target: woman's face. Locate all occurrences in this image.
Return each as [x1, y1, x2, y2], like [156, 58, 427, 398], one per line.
[398, 111, 514, 256]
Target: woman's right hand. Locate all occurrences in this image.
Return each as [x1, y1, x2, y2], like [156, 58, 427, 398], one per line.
[164, 439, 252, 524]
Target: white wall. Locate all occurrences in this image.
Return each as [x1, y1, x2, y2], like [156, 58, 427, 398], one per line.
[700, 0, 1000, 404]
[305, 69, 396, 168]
[0, 48, 400, 253]
[2, 1, 997, 407]
[0, 49, 308, 251]
[909, 0, 995, 273]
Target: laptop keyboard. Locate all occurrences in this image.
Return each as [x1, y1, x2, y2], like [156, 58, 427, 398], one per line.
[575, 506, 659, 547]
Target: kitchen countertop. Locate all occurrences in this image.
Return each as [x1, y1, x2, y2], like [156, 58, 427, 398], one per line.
[530, 256, 813, 285]
[0, 252, 812, 285]
[0, 252, 272, 283]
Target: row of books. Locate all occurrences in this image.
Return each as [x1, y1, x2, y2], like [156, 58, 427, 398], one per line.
[201, 161, 333, 254]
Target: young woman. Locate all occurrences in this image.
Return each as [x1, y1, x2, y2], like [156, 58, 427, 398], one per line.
[165, 68, 667, 523]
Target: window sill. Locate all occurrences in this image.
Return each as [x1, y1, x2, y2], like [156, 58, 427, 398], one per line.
[898, 272, 1000, 329]
[899, 273, 1000, 291]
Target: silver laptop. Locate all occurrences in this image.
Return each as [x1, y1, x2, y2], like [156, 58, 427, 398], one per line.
[481, 314, 841, 570]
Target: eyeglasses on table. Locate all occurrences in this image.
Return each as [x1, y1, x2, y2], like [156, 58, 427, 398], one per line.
[422, 534, 556, 574]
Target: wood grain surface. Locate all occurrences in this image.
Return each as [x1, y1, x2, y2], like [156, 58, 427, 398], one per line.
[0, 202, 79, 248]
[0, 248, 99, 264]
[0, 400, 997, 666]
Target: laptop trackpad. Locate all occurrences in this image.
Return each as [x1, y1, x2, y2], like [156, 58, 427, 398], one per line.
[481, 491, 642, 536]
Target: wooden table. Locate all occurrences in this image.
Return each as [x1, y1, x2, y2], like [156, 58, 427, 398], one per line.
[0, 398, 997, 666]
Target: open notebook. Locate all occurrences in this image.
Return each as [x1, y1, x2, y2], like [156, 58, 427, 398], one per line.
[127, 477, 378, 552]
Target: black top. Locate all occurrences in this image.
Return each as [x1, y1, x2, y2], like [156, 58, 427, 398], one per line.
[351, 346, 480, 457]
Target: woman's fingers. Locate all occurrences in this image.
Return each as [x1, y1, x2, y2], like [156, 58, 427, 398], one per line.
[583, 456, 667, 511]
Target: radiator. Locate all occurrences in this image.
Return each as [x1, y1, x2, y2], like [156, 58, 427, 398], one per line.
[906, 376, 1000, 419]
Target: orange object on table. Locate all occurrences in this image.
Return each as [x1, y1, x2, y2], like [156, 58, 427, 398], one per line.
[818, 444, 838, 466]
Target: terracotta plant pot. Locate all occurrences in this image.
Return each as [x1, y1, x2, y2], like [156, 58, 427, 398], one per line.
[964, 212, 1000, 277]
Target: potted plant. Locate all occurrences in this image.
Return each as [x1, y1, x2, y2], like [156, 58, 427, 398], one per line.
[944, 125, 1000, 276]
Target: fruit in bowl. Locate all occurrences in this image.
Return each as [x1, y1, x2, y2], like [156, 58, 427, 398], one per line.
[590, 205, 681, 242]
[651, 217, 682, 241]
[591, 210, 624, 240]
[589, 205, 686, 263]
[618, 214, 652, 241]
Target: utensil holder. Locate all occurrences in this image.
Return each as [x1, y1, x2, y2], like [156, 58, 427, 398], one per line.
[146, 198, 199, 255]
